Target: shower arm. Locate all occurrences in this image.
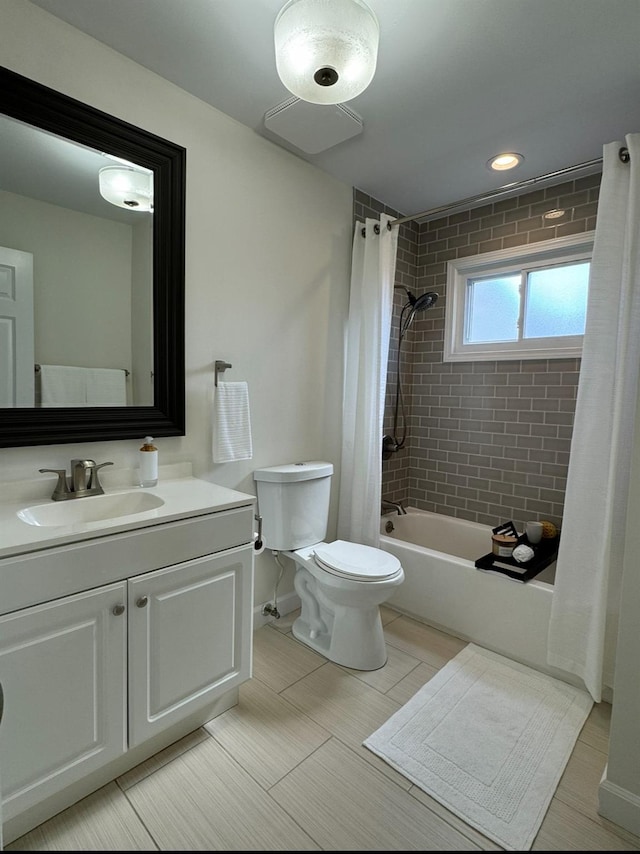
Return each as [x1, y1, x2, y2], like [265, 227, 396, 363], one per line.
[394, 285, 416, 305]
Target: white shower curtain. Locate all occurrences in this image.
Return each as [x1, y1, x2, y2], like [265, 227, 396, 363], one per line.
[337, 213, 398, 547]
[547, 134, 640, 702]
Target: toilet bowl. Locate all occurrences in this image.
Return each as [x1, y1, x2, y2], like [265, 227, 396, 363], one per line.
[253, 461, 405, 671]
[289, 540, 403, 670]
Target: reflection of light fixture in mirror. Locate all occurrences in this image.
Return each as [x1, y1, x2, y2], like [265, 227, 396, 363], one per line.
[98, 165, 153, 211]
[274, 0, 379, 105]
[543, 208, 567, 220]
[487, 152, 524, 171]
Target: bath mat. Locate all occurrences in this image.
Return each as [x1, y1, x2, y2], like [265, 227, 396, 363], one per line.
[363, 643, 593, 851]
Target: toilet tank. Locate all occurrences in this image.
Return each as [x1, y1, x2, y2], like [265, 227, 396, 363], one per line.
[253, 461, 333, 551]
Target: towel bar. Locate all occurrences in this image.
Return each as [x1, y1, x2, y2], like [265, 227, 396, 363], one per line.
[214, 360, 232, 387]
[34, 364, 130, 377]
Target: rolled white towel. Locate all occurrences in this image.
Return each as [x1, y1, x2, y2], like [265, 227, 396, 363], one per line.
[513, 544, 535, 563]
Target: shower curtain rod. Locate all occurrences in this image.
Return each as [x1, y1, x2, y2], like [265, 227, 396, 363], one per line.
[389, 147, 630, 228]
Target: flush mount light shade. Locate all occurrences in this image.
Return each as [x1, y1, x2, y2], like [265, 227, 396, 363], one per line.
[98, 166, 153, 211]
[274, 0, 379, 105]
[487, 152, 524, 172]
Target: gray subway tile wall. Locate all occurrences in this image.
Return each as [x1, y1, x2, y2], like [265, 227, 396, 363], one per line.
[354, 173, 600, 532]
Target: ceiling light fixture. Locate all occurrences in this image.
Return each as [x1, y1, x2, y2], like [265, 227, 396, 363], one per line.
[274, 0, 379, 105]
[98, 166, 153, 211]
[487, 152, 524, 172]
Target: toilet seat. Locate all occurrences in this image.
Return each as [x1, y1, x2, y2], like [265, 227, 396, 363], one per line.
[313, 540, 402, 582]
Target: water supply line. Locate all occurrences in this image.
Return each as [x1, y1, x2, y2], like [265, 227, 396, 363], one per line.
[262, 550, 286, 619]
[254, 511, 282, 619]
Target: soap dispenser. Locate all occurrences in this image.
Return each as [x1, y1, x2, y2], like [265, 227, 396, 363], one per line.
[138, 436, 158, 487]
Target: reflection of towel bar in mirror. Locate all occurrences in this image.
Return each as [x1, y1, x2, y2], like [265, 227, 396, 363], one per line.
[214, 360, 232, 387]
[35, 364, 130, 377]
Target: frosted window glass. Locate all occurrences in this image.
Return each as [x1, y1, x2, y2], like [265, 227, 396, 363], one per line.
[524, 262, 589, 338]
[466, 275, 520, 343]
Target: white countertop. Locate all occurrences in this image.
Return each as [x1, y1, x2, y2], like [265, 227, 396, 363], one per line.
[0, 466, 255, 559]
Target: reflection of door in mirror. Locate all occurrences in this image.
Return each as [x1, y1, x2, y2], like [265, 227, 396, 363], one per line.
[0, 246, 34, 407]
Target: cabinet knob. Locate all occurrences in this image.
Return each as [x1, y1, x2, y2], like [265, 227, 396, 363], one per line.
[136, 596, 148, 608]
[112, 604, 125, 616]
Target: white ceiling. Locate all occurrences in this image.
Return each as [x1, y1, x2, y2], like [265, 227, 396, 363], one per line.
[26, 0, 640, 218]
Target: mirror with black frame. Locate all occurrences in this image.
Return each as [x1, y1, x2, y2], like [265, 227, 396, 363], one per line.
[0, 65, 185, 448]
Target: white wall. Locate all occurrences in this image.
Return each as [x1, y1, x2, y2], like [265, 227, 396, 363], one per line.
[0, 0, 353, 608]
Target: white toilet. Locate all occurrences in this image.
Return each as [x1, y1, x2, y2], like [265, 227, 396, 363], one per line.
[253, 461, 404, 671]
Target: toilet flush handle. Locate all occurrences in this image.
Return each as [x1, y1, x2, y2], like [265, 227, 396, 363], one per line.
[254, 513, 263, 551]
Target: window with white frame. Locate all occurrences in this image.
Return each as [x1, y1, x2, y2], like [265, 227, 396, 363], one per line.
[444, 232, 594, 362]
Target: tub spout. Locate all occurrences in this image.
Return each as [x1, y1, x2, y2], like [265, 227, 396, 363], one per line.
[381, 498, 407, 516]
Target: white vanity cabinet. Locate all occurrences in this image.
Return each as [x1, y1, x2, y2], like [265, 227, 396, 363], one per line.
[0, 484, 255, 844]
[0, 583, 128, 823]
[127, 545, 252, 747]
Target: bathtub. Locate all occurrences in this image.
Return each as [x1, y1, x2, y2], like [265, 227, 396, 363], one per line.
[380, 508, 559, 676]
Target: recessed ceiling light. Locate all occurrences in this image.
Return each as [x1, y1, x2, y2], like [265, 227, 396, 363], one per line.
[543, 208, 567, 220]
[487, 152, 524, 171]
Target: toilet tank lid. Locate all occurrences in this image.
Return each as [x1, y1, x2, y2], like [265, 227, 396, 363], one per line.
[253, 461, 334, 482]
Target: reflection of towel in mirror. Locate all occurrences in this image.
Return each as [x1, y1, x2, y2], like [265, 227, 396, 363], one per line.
[39, 365, 127, 406]
[39, 365, 87, 406]
[85, 368, 127, 405]
[213, 381, 253, 462]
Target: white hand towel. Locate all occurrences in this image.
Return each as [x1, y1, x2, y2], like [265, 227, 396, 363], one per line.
[213, 381, 253, 463]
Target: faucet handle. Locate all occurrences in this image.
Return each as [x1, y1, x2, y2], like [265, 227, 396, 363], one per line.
[39, 468, 70, 499]
[91, 461, 114, 493]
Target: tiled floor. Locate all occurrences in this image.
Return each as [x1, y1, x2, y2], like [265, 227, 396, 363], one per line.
[7, 607, 640, 851]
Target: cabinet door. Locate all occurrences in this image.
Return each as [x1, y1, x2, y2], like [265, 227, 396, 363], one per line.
[128, 544, 253, 747]
[0, 583, 127, 821]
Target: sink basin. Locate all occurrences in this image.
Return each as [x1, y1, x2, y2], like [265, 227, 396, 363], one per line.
[17, 491, 165, 527]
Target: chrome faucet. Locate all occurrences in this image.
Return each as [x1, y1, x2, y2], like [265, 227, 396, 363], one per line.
[381, 498, 407, 516]
[39, 459, 114, 501]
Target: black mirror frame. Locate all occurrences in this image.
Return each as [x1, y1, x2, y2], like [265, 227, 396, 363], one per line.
[0, 66, 186, 448]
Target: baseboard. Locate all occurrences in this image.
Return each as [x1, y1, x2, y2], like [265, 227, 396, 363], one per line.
[599, 765, 640, 836]
[252, 591, 300, 629]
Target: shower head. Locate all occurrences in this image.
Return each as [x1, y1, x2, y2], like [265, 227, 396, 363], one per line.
[400, 291, 438, 335]
[413, 291, 438, 312]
